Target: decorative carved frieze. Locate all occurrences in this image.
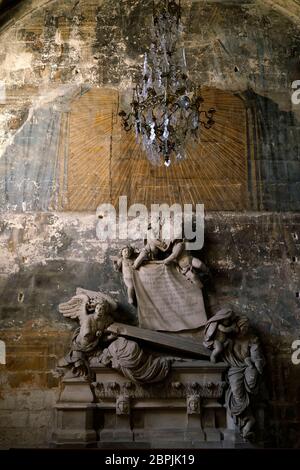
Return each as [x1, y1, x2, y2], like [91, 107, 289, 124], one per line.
[92, 377, 226, 400]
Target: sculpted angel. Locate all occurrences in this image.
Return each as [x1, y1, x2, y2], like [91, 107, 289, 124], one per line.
[132, 225, 207, 289]
[57, 288, 171, 384]
[113, 246, 136, 305]
[154, 239, 208, 289]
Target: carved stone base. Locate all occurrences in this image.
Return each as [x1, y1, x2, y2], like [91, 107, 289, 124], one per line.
[59, 376, 95, 403]
[52, 360, 253, 448]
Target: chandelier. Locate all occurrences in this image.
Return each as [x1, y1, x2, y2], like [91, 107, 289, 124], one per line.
[119, 0, 216, 167]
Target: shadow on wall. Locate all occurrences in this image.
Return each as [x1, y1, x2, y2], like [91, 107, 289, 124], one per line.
[242, 89, 300, 211]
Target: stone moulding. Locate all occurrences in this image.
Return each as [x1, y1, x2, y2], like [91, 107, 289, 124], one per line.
[91, 361, 227, 400]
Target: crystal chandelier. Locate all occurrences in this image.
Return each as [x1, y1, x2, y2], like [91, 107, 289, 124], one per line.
[119, 0, 216, 167]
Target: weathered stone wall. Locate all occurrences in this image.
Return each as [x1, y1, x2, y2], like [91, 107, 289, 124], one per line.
[0, 0, 299, 448]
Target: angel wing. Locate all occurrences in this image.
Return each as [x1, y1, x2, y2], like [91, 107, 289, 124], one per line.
[59, 293, 89, 320]
[76, 288, 118, 311]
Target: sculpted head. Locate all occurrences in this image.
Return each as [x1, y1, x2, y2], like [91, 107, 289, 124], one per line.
[116, 395, 130, 415]
[187, 394, 200, 414]
[94, 299, 111, 318]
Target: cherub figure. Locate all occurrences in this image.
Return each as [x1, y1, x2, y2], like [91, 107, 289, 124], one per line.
[131, 217, 207, 289]
[133, 239, 168, 269]
[156, 240, 207, 289]
[114, 245, 136, 305]
[133, 238, 207, 289]
[203, 308, 237, 363]
[57, 291, 115, 377]
[132, 219, 169, 270]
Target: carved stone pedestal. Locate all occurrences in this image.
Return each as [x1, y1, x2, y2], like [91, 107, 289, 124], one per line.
[52, 360, 250, 448]
[52, 377, 97, 448]
[52, 404, 97, 448]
